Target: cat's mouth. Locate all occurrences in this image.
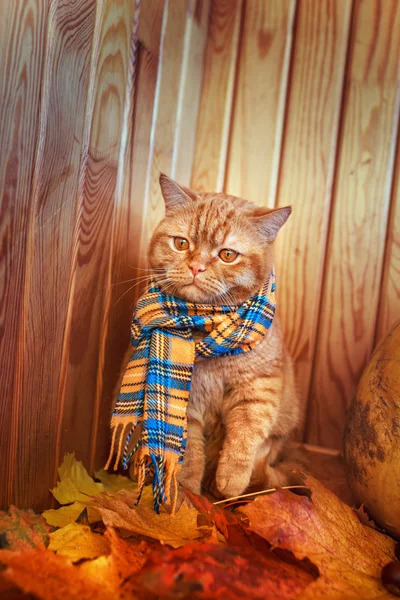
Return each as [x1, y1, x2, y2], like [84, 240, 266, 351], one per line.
[177, 279, 213, 303]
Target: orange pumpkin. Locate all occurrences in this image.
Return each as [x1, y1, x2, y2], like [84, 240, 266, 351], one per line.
[344, 320, 400, 539]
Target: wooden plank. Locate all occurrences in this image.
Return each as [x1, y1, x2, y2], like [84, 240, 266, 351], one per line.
[13, 0, 97, 510]
[376, 137, 400, 341]
[0, 0, 48, 508]
[191, 0, 243, 192]
[93, 2, 165, 470]
[56, 0, 137, 475]
[172, 0, 210, 185]
[137, 0, 164, 56]
[224, 0, 296, 207]
[273, 0, 352, 438]
[138, 0, 190, 259]
[307, 0, 400, 449]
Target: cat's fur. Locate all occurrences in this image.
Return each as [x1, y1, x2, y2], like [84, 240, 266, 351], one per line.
[115, 174, 302, 499]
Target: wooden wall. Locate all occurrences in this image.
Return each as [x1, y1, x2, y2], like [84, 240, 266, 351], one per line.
[0, 0, 209, 511]
[1, 0, 399, 510]
[192, 0, 400, 449]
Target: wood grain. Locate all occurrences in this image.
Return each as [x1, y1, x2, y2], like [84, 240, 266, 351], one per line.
[139, 0, 191, 258]
[0, 0, 48, 508]
[56, 0, 136, 476]
[273, 0, 352, 437]
[224, 0, 296, 207]
[14, 0, 97, 510]
[172, 0, 210, 185]
[376, 134, 400, 341]
[307, 0, 400, 449]
[191, 0, 243, 192]
[93, 2, 165, 470]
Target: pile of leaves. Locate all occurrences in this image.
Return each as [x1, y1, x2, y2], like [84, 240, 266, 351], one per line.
[0, 454, 398, 599]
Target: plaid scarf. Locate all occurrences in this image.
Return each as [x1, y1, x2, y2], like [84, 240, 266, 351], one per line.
[105, 271, 276, 512]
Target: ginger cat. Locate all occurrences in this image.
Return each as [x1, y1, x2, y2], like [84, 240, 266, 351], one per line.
[116, 174, 302, 499]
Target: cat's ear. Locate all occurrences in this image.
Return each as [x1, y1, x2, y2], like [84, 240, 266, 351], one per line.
[251, 206, 292, 242]
[159, 173, 198, 214]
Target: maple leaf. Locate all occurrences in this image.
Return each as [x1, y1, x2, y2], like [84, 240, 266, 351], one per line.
[42, 502, 102, 528]
[127, 541, 315, 599]
[0, 506, 53, 551]
[80, 529, 152, 596]
[0, 548, 113, 600]
[48, 523, 110, 562]
[43, 454, 140, 528]
[241, 474, 397, 599]
[89, 490, 209, 548]
[185, 490, 251, 546]
[0, 529, 153, 600]
[94, 469, 143, 494]
[50, 453, 103, 505]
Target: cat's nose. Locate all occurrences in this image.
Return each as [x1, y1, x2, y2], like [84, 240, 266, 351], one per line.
[189, 262, 206, 277]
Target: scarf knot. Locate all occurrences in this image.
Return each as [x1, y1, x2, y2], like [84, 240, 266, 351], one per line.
[105, 271, 276, 512]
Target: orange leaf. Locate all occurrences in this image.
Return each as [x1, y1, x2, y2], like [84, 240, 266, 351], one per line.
[126, 541, 315, 599]
[0, 548, 111, 600]
[0, 506, 53, 551]
[0, 529, 151, 600]
[89, 490, 208, 548]
[241, 474, 396, 599]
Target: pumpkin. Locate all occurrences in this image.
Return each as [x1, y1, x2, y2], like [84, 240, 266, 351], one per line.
[344, 319, 400, 539]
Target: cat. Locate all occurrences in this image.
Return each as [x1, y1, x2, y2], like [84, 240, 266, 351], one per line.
[115, 173, 302, 500]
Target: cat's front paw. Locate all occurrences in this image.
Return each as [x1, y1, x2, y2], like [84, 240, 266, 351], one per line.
[177, 472, 202, 496]
[216, 460, 251, 498]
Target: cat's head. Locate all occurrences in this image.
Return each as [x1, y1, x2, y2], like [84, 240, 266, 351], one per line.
[148, 174, 291, 304]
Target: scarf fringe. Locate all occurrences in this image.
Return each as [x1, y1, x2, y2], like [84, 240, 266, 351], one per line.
[105, 417, 180, 514]
[104, 417, 134, 471]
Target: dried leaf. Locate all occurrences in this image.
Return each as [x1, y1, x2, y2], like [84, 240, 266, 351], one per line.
[0, 530, 152, 600]
[80, 529, 151, 596]
[185, 490, 251, 547]
[128, 542, 315, 599]
[45, 455, 150, 528]
[42, 503, 101, 528]
[48, 523, 110, 562]
[94, 470, 139, 494]
[355, 505, 383, 532]
[90, 491, 207, 548]
[0, 548, 112, 600]
[241, 474, 396, 599]
[0, 507, 53, 551]
[51, 454, 103, 505]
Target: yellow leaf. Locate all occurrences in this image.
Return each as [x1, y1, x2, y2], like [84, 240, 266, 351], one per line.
[51, 454, 103, 505]
[43, 503, 101, 528]
[95, 471, 156, 509]
[90, 491, 208, 548]
[94, 470, 138, 493]
[48, 523, 110, 563]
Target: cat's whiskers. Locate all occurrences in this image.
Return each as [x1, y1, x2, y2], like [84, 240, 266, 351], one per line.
[114, 272, 169, 306]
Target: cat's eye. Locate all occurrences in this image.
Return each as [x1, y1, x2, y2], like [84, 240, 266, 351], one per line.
[174, 237, 189, 251]
[219, 249, 238, 263]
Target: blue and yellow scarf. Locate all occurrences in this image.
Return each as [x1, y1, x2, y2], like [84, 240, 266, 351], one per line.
[105, 271, 276, 511]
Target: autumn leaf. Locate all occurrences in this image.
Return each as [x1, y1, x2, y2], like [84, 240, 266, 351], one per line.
[128, 541, 315, 599]
[0, 548, 113, 600]
[241, 474, 396, 599]
[185, 490, 250, 547]
[48, 523, 110, 562]
[0, 529, 153, 600]
[43, 503, 101, 528]
[89, 490, 209, 548]
[43, 454, 145, 528]
[94, 470, 142, 494]
[0, 506, 53, 551]
[50, 453, 103, 505]
[80, 528, 152, 597]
